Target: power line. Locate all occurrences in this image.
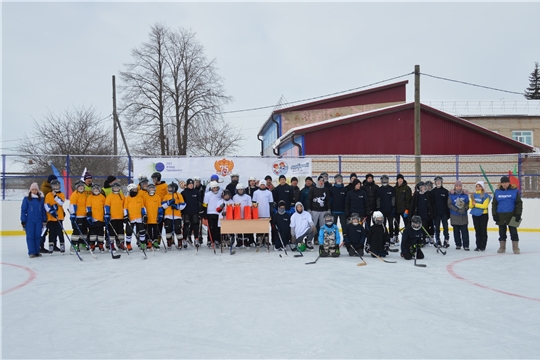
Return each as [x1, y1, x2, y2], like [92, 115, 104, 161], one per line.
[421, 73, 524, 96]
[220, 72, 414, 114]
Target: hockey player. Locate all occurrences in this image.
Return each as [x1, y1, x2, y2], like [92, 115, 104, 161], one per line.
[272, 175, 295, 212]
[39, 174, 57, 253]
[377, 175, 396, 242]
[423, 180, 436, 241]
[105, 181, 125, 251]
[431, 176, 450, 248]
[144, 183, 164, 250]
[344, 179, 368, 221]
[233, 184, 252, 247]
[252, 180, 274, 247]
[86, 184, 106, 252]
[409, 181, 434, 246]
[202, 181, 222, 248]
[217, 189, 235, 248]
[308, 175, 330, 238]
[162, 182, 186, 249]
[394, 174, 412, 243]
[225, 173, 240, 196]
[151, 172, 168, 199]
[318, 212, 341, 257]
[181, 179, 202, 247]
[361, 173, 379, 231]
[299, 176, 314, 210]
[137, 174, 150, 197]
[245, 176, 258, 197]
[69, 180, 89, 252]
[329, 174, 347, 237]
[44, 179, 66, 253]
[124, 183, 147, 251]
[272, 200, 291, 251]
[448, 180, 470, 250]
[401, 215, 425, 260]
[366, 211, 390, 258]
[290, 202, 316, 251]
[343, 213, 367, 256]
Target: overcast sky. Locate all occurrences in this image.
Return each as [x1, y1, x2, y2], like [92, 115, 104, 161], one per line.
[2, 1, 539, 156]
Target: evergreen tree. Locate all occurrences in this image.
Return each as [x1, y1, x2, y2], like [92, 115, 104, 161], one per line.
[524, 62, 540, 100]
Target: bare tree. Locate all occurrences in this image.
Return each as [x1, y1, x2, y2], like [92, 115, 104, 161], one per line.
[188, 119, 245, 156]
[119, 23, 233, 156]
[16, 106, 124, 182]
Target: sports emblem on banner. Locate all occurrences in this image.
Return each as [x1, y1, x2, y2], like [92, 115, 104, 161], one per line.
[272, 160, 288, 176]
[214, 158, 235, 176]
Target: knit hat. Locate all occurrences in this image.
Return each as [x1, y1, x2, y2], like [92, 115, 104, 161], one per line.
[279, 175, 286, 180]
[500, 175, 510, 183]
[305, 176, 313, 182]
[84, 172, 92, 180]
[278, 200, 286, 208]
[350, 173, 357, 179]
[475, 181, 485, 189]
[454, 180, 462, 187]
[47, 174, 57, 183]
[396, 174, 404, 180]
[104, 175, 116, 186]
[351, 179, 361, 187]
[186, 178, 194, 185]
[291, 177, 298, 182]
[365, 173, 374, 180]
[29, 182, 39, 191]
[265, 175, 272, 181]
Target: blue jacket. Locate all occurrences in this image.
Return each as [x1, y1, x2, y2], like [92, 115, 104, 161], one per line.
[448, 192, 469, 217]
[318, 224, 341, 245]
[20, 195, 47, 223]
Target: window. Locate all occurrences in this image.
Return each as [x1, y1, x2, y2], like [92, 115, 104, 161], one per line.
[512, 131, 533, 146]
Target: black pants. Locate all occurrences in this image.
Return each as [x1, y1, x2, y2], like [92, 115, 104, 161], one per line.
[88, 221, 105, 243]
[126, 222, 145, 243]
[382, 212, 394, 236]
[71, 217, 88, 243]
[47, 221, 63, 246]
[434, 214, 450, 241]
[164, 218, 182, 237]
[108, 219, 124, 241]
[146, 224, 159, 241]
[206, 214, 221, 244]
[472, 214, 488, 250]
[498, 224, 519, 242]
[345, 243, 364, 256]
[402, 246, 424, 260]
[183, 213, 200, 240]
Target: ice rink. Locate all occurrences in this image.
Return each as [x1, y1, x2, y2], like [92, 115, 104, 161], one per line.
[2, 232, 539, 359]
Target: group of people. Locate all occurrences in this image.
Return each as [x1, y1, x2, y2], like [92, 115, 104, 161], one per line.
[20, 170, 523, 260]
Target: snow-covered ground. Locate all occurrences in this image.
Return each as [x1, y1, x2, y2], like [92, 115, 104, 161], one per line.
[2, 231, 539, 359]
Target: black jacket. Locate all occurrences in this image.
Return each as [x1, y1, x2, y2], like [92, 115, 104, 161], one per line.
[361, 180, 379, 215]
[367, 224, 390, 255]
[182, 187, 202, 215]
[430, 187, 450, 217]
[308, 186, 330, 212]
[329, 185, 347, 213]
[377, 185, 396, 214]
[345, 188, 368, 217]
[272, 184, 295, 210]
[410, 191, 434, 220]
[344, 223, 366, 246]
[394, 181, 412, 214]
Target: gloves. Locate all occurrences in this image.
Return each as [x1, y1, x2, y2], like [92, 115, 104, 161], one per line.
[105, 214, 111, 224]
[70, 213, 76, 221]
[493, 214, 499, 223]
[21, 222, 26, 229]
[87, 216, 94, 225]
[49, 210, 58, 218]
[403, 210, 409, 219]
[514, 214, 521, 222]
[216, 203, 225, 212]
[167, 199, 175, 206]
[143, 215, 148, 224]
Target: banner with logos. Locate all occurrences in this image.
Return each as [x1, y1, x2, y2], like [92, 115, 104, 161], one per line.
[133, 157, 312, 185]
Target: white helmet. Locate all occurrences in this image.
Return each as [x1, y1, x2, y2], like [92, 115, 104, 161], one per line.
[193, 176, 201, 181]
[127, 183, 137, 192]
[208, 181, 219, 189]
[248, 176, 256, 181]
[372, 211, 384, 225]
[236, 183, 244, 190]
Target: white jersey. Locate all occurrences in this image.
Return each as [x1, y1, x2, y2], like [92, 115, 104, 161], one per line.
[218, 199, 234, 226]
[251, 188, 273, 218]
[290, 210, 314, 237]
[233, 193, 252, 219]
[203, 191, 223, 216]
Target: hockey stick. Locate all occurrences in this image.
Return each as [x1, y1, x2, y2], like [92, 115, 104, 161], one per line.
[206, 217, 216, 254]
[69, 214, 97, 259]
[414, 244, 427, 267]
[368, 250, 397, 263]
[58, 220, 83, 261]
[126, 221, 147, 260]
[421, 226, 446, 255]
[351, 246, 367, 266]
[105, 223, 121, 259]
[275, 225, 288, 257]
[109, 221, 130, 257]
[305, 255, 320, 265]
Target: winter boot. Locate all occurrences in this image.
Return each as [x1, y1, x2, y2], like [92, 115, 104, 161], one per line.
[497, 241, 506, 254]
[126, 242, 133, 251]
[512, 241, 520, 254]
[98, 243, 105, 253]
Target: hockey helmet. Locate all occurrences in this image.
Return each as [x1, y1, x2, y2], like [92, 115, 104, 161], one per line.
[222, 189, 232, 200]
[350, 213, 360, 225]
[210, 174, 219, 182]
[168, 182, 179, 194]
[334, 174, 343, 184]
[208, 181, 219, 193]
[411, 215, 422, 231]
[434, 176, 443, 188]
[91, 184, 101, 195]
[139, 175, 149, 185]
[127, 183, 138, 192]
[424, 180, 433, 191]
[193, 176, 201, 181]
[50, 179, 61, 192]
[147, 183, 156, 196]
[324, 212, 334, 226]
[416, 181, 426, 193]
[74, 180, 85, 192]
[151, 172, 161, 182]
[111, 181, 121, 193]
[236, 183, 245, 194]
[372, 211, 384, 225]
[380, 175, 389, 186]
[230, 173, 239, 181]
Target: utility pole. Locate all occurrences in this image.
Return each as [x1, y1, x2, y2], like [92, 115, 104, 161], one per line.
[112, 75, 118, 156]
[414, 65, 421, 184]
[112, 75, 130, 159]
